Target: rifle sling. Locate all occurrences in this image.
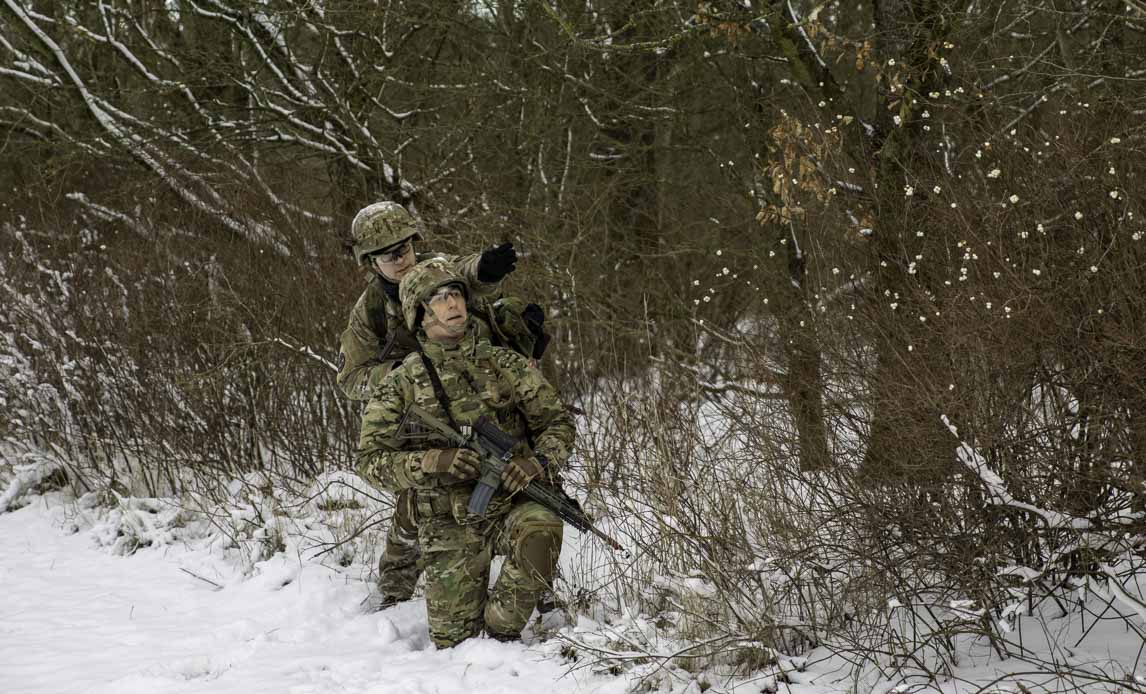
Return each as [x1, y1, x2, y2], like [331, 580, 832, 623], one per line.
[416, 344, 463, 434]
[377, 332, 398, 364]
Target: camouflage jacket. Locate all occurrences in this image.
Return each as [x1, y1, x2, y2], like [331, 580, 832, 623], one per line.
[355, 328, 575, 505]
[336, 252, 496, 401]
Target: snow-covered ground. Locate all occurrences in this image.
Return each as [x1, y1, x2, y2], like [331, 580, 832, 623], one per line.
[5, 487, 1145, 694]
[0, 495, 626, 694]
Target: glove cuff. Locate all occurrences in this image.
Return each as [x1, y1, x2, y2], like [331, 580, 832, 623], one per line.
[420, 448, 445, 474]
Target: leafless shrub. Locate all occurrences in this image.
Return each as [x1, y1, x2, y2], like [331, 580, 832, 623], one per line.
[4, 0, 1146, 690]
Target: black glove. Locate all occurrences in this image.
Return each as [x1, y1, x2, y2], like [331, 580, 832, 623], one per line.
[522, 303, 550, 359]
[477, 243, 517, 283]
[531, 333, 551, 360]
[522, 303, 544, 329]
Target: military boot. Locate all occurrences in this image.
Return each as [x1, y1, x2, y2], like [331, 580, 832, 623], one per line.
[535, 587, 561, 614]
[485, 629, 521, 643]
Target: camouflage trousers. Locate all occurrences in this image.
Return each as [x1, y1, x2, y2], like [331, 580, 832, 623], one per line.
[378, 489, 422, 600]
[419, 498, 563, 648]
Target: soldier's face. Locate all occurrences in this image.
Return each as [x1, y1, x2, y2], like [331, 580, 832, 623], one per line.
[373, 238, 416, 281]
[423, 285, 468, 341]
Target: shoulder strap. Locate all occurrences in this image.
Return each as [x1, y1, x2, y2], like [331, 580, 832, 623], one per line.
[479, 300, 512, 350]
[377, 332, 398, 363]
[365, 279, 390, 340]
[416, 345, 463, 432]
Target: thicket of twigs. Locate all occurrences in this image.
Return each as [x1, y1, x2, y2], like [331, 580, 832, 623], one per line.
[3, 1, 1146, 690]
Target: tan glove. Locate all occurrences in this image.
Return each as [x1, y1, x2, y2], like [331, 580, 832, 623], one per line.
[420, 448, 481, 481]
[503, 454, 545, 494]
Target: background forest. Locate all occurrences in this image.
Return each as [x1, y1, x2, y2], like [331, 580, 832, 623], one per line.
[3, 0, 1146, 690]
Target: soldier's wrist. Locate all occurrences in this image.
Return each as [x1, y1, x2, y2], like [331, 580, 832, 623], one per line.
[419, 449, 438, 474]
[540, 454, 568, 480]
[392, 452, 435, 489]
[536, 451, 564, 468]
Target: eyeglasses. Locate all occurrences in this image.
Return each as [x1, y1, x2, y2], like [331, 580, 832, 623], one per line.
[427, 285, 465, 306]
[373, 240, 412, 264]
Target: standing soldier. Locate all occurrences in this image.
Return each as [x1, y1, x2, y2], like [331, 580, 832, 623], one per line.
[355, 259, 573, 647]
[340, 201, 517, 607]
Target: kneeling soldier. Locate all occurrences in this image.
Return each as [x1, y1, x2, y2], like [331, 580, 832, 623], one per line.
[355, 259, 573, 647]
[339, 201, 517, 607]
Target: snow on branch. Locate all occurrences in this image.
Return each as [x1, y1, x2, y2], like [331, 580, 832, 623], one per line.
[185, 0, 322, 109]
[942, 415, 1091, 531]
[1092, 570, 1146, 625]
[66, 193, 156, 237]
[0, 107, 104, 156]
[5, 0, 450, 226]
[271, 337, 338, 373]
[5, 0, 291, 255]
[0, 65, 56, 86]
[0, 29, 55, 79]
[0, 450, 66, 514]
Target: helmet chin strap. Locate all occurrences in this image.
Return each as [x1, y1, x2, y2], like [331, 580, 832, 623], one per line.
[421, 305, 468, 340]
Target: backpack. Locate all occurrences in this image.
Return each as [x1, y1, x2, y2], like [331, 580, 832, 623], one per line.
[479, 296, 551, 361]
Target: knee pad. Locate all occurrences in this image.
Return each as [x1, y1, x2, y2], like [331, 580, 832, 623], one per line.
[515, 523, 562, 583]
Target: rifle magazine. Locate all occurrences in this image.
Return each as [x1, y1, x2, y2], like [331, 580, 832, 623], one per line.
[467, 482, 498, 516]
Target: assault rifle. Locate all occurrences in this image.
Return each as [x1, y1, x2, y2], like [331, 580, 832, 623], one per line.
[406, 405, 627, 554]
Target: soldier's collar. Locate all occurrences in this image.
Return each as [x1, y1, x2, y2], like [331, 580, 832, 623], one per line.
[420, 321, 479, 359]
[377, 274, 400, 303]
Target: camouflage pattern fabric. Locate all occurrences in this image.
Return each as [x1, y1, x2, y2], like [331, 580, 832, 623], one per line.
[421, 500, 562, 645]
[397, 257, 471, 332]
[356, 330, 575, 491]
[339, 252, 495, 602]
[377, 488, 421, 601]
[336, 252, 493, 402]
[350, 201, 423, 264]
[355, 328, 575, 647]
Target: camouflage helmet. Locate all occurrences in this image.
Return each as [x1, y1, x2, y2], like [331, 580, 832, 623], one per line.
[399, 258, 469, 331]
[350, 201, 423, 265]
